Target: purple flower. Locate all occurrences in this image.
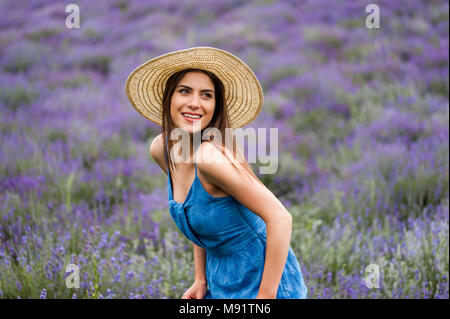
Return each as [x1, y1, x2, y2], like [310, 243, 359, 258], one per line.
[40, 288, 47, 299]
[113, 272, 121, 284]
[126, 271, 135, 281]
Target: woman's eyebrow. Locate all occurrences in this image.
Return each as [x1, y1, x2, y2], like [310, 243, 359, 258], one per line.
[176, 85, 214, 93]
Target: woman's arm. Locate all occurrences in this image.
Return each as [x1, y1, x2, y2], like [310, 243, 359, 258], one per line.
[195, 142, 292, 298]
[193, 243, 207, 285]
[182, 244, 208, 299]
[257, 213, 291, 298]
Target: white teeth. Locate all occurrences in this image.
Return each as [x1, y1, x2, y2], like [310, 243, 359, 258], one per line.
[183, 113, 201, 119]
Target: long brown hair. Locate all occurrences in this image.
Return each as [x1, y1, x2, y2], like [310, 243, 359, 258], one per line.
[161, 68, 264, 186]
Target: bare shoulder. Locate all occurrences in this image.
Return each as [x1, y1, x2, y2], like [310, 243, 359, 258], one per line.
[195, 141, 246, 179]
[149, 133, 167, 174]
[195, 141, 228, 164]
[149, 133, 163, 159]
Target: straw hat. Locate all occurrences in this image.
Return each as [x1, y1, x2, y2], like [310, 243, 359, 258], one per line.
[125, 46, 264, 128]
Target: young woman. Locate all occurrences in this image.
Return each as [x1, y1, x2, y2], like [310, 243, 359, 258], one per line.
[126, 47, 307, 299]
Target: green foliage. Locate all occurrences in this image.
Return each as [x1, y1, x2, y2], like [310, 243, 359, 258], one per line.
[103, 133, 137, 159]
[81, 55, 112, 76]
[26, 28, 60, 42]
[0, 86, 39, 111]
[47, 130, 69, 143]
[341, 43, 375, 63]
[62, 74, 92, 88]
[3, 57, 34, 74]
[83, 28, 103, 41]
[428, 79, 449, 98]
[393, 171, 448, 212]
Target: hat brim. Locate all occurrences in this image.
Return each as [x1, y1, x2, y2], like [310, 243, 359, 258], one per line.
[126, 46, 264, 128]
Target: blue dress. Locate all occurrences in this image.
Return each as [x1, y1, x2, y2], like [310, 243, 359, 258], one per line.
[164, 144, 308, 299]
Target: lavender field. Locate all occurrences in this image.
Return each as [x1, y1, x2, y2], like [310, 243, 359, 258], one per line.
[0, 0, 448, 299]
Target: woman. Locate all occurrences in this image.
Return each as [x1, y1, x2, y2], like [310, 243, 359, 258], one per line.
[126, 47, 307, 299]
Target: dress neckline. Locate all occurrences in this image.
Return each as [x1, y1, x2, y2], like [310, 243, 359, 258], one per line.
[167, 163, 197, 205]
[164, 134, 232, 205]
[167, 163, 232, 205]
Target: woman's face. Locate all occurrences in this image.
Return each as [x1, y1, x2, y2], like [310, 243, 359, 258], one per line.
[170, 71, 216, 135]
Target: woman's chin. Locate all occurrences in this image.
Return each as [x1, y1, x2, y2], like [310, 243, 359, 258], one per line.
[173, 126, 200, 135]
[175, 122, 204, 133]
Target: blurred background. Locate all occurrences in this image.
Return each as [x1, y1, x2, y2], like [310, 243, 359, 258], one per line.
[0, 0, 448, 299]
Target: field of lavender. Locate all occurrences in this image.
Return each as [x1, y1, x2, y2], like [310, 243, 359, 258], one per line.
[0, 0, 448, 299]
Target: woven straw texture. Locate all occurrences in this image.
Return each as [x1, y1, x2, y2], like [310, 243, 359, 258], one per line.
[126, 47, 264, 128]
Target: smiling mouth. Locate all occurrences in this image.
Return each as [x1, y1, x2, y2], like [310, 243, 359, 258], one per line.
[182, 113, 202, 121]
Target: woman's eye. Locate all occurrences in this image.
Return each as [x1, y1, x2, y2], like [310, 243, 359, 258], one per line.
[178, 89, 212, 98]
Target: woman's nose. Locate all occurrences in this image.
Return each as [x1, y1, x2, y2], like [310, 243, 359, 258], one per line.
[188, 93, 201, 106]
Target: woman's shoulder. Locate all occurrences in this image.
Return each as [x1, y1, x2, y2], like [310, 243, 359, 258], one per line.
[195, 141, 244, 172]
[195, 141, 259, 196]
[149, 133, 167, 174]
[195, 141, 230, 162]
